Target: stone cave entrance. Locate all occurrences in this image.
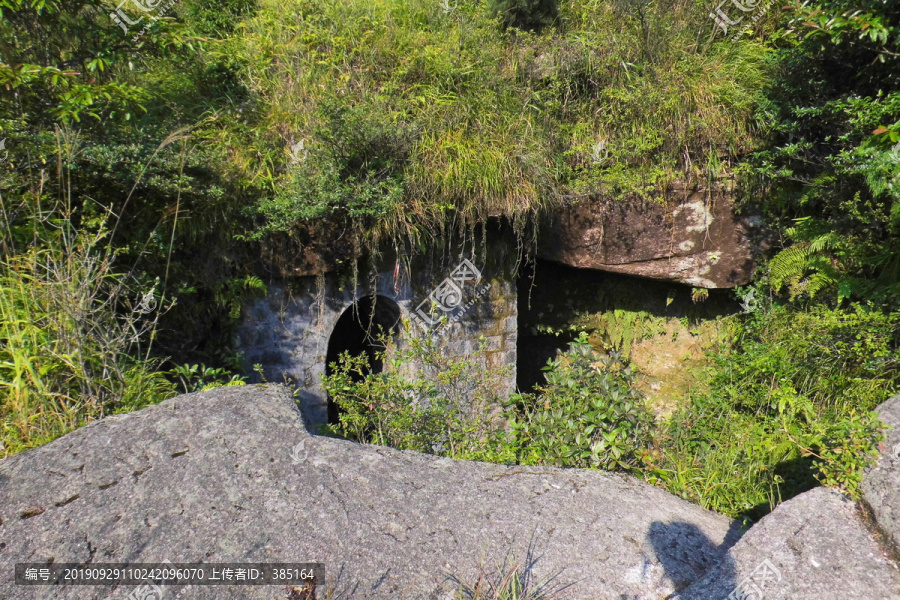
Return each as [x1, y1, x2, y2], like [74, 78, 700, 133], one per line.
[325, 295, 402, 424]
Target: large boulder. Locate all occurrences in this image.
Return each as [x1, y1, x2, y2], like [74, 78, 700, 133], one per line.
[0, 385, 738, 600]
[863, 394, 900, 552]
[539, 187, 761, 288]
[676, 487, 900, 600]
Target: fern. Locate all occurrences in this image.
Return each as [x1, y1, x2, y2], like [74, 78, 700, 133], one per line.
[808, 231, 840, 254]
[769, 218, 851, 302]
[769, 243, 811, 295]
[601, 309, 648, 358]
[214, 276, 268, 320]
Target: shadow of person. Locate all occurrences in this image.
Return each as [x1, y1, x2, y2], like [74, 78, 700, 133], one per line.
[637, 519, 745, 600]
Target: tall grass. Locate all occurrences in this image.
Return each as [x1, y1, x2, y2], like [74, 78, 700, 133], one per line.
[448, 550, 572, 600]
[226, 0, 770, 246]
[0, 141, 175, 457]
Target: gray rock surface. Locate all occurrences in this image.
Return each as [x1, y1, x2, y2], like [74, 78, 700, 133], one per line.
[864, 393, 900, 554]
[538, 187, 761, 288]
[676, 487, 900, 600]
[0, 385, 738, 600]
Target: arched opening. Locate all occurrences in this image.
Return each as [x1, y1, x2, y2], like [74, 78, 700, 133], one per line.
[325, 295, 402, 424]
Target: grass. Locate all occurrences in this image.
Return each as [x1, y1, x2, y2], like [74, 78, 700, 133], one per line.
[225, 0, 769, 246]
[447, 549, 573, 600]
[0, 133, 179, 456]
[0, 206, 176, 455]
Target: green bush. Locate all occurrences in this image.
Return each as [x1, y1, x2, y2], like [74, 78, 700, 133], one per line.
[323, 329, 655, 472]
[716, 299, 899, 413]
[509, 333, 653, 470]
[648, 299, 893, 519]
[322, 325, 514, 462]
[0, 199, 175, 456]
[745, 0, 900, 306]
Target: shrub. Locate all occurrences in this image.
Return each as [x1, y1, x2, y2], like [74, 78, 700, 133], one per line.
[745, 0, 900, 307]
[717, 300, 900, 413]
[321, 324, 514, 462]
[647, 299, 894, 519]
[324, 329, 654, 472]
[508, 333, 654, 470]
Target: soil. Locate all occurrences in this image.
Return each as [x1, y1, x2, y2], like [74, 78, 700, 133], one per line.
[629, 319, 722, 419]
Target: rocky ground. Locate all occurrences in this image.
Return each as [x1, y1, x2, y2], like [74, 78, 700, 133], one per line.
[1, 385, 899, 599]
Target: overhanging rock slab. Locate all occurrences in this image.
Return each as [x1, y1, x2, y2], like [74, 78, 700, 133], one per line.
[538, 188, 761, 288]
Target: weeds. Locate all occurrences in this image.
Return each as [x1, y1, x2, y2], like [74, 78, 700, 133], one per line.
[646, 300, 893, 519]
[322, 323, 514, 462]
[446, 548, 572, 600]
[0, 195, 175, 454]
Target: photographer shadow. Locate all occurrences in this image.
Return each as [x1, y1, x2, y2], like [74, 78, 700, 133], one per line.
[634, 519, 745, 600]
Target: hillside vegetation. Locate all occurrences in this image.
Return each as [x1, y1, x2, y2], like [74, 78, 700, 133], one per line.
[232, 0, 766, 241]
[1, 0, 899, 521]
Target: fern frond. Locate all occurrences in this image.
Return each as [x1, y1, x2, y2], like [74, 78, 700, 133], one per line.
[800, 271, 836, 299]
[243, 275, 267, 293]
[808, 232, 841, 254]
[769, 243, 810, 290]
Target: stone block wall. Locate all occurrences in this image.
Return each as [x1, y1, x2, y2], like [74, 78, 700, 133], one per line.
[237, 250, 517, 425]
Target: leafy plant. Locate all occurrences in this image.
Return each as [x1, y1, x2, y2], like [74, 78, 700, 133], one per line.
[0, 0, 187, 124]
[170, 363, 247, 394]
[805, 410, 884, 495]
[509, 333, 653, 471]
[650, 301, 897, 519]
[746, 0, 900, 307]
[322, 324, 514, 462]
